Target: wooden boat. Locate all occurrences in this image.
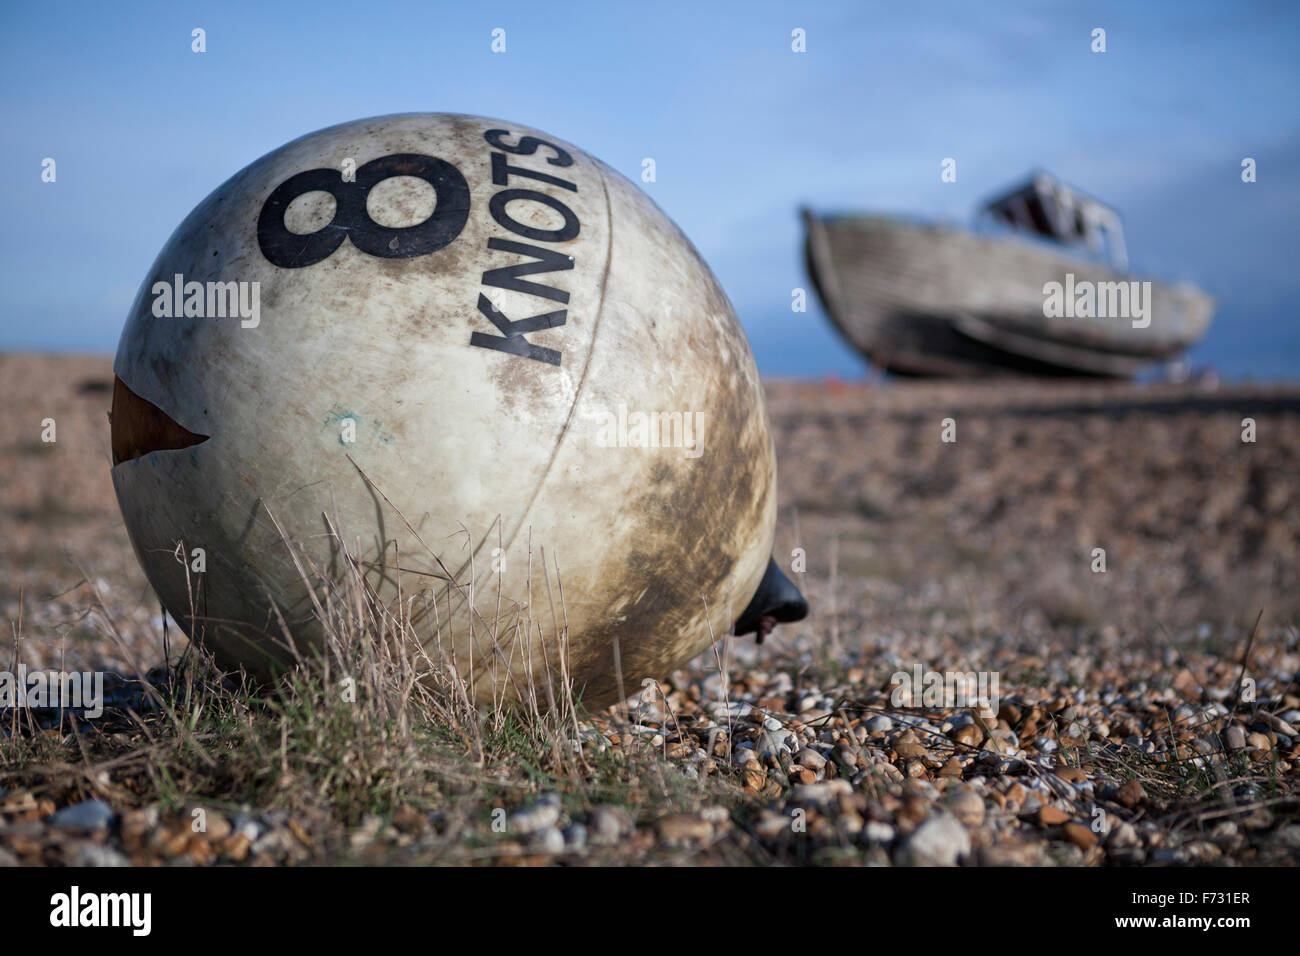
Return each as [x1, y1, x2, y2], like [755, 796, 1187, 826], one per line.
[803, 172, 1215, 377]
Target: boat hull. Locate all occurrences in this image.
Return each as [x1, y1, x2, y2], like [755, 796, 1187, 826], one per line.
[804, 212, 1215, 378]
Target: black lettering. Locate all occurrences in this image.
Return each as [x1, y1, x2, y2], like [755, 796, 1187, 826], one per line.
[470, 293, 565, 366]
[256, 167, 352, 268]
[491, 151, 577, 191]
[346, 154, 471, 260]
[480, 238, 572, 304]
[257, 153, 469, 268]
[489, 189, 580, 243]
[483, 129, 574, 167]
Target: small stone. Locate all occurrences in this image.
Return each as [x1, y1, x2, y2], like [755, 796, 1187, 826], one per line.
[392, 805, 428, 835]
[1036, 806, 1070, 827]
[982, 737, 1013, 756]
[863, 820, 895, 844]
[588, 806, 632, 846]
[796, 748, 827, 770]
[1115, 779, 1146, 809]
[535, 826, 565, 854]
[1225, 725, 1247, 750]
[790, 780, 852, 806]
[1056, 767, 1087, 783]
[0, 791, 37, 814]
[945, 789, 985, 828]
[757, 729, 795, 759]
[708, 701, 752, 719]
[162, 829, 192, 857]
[1062, 822, 1098, 850]
[1106, 821, 1139, 849]
[562, 823, 587, 850]
[897, 812, 970, 866]
[656, 814, 713, 845]
[755, 810, 793, 839]
[510, 794, 562, 834]
[1263, 713, 1299, 737]
[230, 815, 263, 842]
[68, 843, 130, 867]
[49, 800, 114, 832]
[221, 833, 251, 861]
[865, 715, 893, 733]
[951, 724, 985, 748]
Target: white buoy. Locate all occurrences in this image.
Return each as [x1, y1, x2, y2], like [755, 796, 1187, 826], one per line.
[111, 113, 799, 708]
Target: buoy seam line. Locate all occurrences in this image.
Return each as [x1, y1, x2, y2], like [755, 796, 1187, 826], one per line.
[443, 160, 615, 634]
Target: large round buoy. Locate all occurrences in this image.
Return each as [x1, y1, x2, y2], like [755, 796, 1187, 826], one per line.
[111, 113, 804, 708]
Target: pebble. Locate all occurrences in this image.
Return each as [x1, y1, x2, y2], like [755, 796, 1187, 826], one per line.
[510, 794, 562, 834]
[1106, 821, 1140, 849]
[588, 806, 632, 846]
[945, 789, 985, 828]
[863, 821, 896, 844]
[1036, 806, 1070, 827]
[1262, 713, 1298, 736]
[707, 702, 753, 719]
[796, 748, 827, 771]
[1115, 779, 1146, 809]
[230, 815, 263, 842]
[790, 780, 851, 806]
[758, 729, 795, 758]
[656, 814, 713, 844]
[865, 715, 893, 733]
[68, 842, 131, 867]
[897, 812, 970, 866]
[1062, 822, 1098, 851]
[535, 826, 565, 855]
[49, 800, 114, 831]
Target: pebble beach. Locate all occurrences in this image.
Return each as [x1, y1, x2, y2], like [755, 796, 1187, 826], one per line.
[2, 352, 1298, 866]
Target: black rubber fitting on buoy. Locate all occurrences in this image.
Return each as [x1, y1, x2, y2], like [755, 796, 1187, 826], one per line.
[734, 556, 809, 637]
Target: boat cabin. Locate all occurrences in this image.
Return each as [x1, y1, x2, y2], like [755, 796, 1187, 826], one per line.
[981, 172, 1128, 271]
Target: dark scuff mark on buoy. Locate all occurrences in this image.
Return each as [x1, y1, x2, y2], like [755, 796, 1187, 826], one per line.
[110, 376, 210, 465]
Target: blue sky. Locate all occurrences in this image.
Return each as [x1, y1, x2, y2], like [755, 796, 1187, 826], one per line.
[2, 0, 1297, 378]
